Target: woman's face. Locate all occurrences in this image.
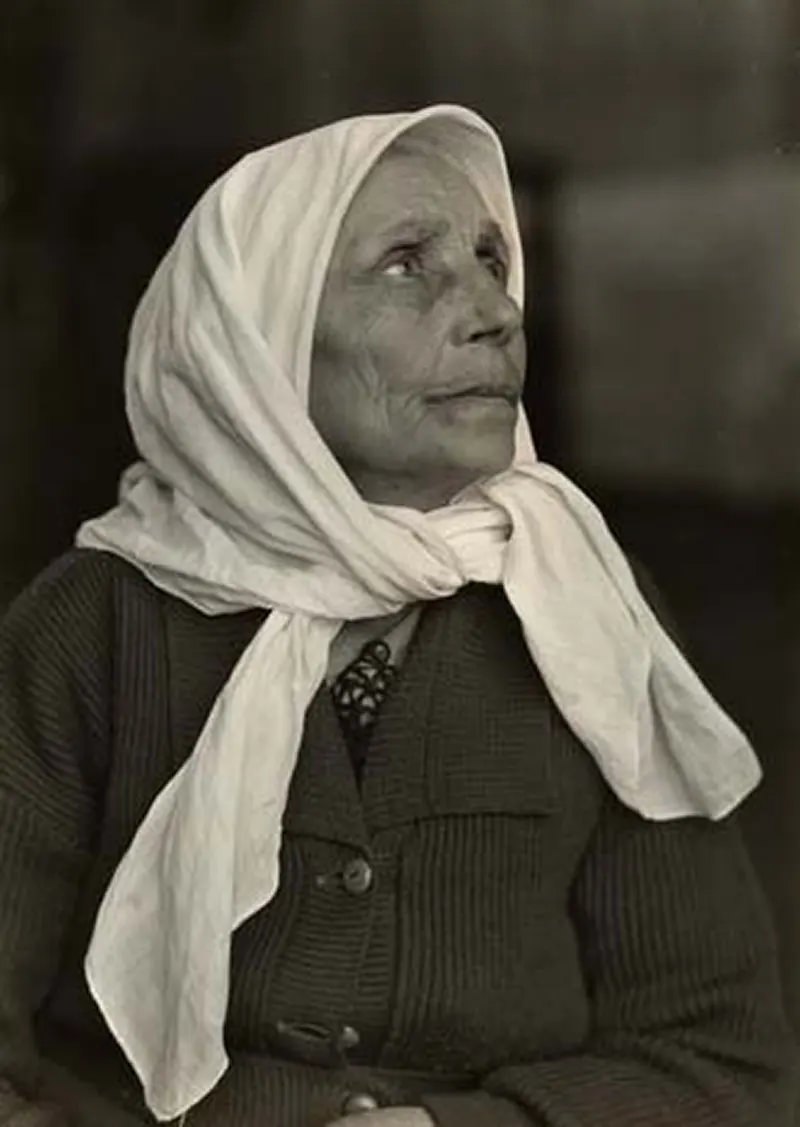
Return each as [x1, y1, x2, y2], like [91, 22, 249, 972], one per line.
[309, 145, 526, 509]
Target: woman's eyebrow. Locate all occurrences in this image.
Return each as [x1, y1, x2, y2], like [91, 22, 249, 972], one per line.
[344, 218, 448, 269]
[345, 218, 449, 270]
[347, 216, 508, 266]
[374, 217, 451, 246]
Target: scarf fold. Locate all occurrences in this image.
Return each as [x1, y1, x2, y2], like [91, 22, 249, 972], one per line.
[76, 105, 761, 1121]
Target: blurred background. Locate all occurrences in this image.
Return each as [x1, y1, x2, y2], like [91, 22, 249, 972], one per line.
[2, 0, 799, 1029]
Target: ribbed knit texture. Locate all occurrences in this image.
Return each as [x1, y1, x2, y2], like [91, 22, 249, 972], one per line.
[0, 550, 796, 1127]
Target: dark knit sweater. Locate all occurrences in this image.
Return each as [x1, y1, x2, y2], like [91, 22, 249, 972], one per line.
[0, 550, 796, 1127]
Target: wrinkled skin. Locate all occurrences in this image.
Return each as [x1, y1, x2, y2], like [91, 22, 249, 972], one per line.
[309, 144, 526, 511]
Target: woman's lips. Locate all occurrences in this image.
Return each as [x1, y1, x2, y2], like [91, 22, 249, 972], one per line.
[426, 384, 521, 406]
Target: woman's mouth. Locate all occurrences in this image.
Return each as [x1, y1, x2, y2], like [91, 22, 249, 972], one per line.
[426, 383, 521, 407]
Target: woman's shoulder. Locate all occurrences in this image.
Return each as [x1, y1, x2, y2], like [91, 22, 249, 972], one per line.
[19, 546, 148, 594]
[0, 549, 169, 681]
[4, 549, 269, 660]
[3, 548, 155, 631]
[0, 552, 148, 814]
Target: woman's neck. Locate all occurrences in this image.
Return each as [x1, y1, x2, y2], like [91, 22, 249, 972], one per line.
[346, 465, 476, 512]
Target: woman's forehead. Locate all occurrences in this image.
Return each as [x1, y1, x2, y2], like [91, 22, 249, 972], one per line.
[338, 147, 492, 246]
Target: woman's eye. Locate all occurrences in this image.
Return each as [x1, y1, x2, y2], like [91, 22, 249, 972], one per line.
[480, 253, 508, 284]
[381, 248, 424, 278]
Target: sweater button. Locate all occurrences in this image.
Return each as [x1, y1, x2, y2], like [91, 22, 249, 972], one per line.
[341, 1092, 380, 1114]
[338, 1024, 360, 1050]
[342, 857, 373, 895]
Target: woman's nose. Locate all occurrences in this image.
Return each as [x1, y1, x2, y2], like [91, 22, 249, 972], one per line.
[449, 269, 523, 349]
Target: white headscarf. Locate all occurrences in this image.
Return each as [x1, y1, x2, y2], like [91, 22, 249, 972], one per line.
[77, 105, 761, 1121]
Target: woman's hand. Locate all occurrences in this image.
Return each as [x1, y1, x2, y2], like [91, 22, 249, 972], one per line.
[325, 1107, 435, 1127]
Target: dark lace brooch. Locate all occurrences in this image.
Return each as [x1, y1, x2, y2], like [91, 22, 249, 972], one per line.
[330, 638, 398, 758]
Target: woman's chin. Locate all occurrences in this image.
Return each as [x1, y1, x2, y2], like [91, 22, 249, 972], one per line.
[433, 441, 515, 493]
[437, 421, 516, 476]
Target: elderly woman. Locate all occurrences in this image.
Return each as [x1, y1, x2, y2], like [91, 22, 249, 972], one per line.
[0, 106, 796, 1127]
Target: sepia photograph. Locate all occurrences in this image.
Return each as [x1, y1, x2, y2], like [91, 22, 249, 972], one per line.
[1, 3, 799, 1126]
